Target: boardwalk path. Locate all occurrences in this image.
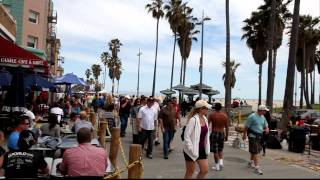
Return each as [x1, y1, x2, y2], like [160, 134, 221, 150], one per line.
[112, 117, 319, 179]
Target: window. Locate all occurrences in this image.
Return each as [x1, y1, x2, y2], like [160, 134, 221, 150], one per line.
[29, 10, 39, 24]
[27, 35, 38, 48]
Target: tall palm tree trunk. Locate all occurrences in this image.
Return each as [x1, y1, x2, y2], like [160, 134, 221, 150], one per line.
[104, 65, 107, 89]
[258, 64, 262, 105]
[300, 73, 304, 108]
[183, 59, 187, 85]
[225, 0, 232, 112]
[269, 49, 277, 112]
[112, 78, 115, 94]
[170, 34, 177, 90]
[311, 69, 315, 104]
[180, 57, 183, 84]
[152, 18, 160, 97]
[266, 0, 276, 113]
[281, 0, 300, 130]
[117, 80, 119, 94]
[303, 44, 312, 109]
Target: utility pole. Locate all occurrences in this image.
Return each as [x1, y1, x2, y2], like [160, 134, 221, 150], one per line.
[137, 49, 142, 97]
[198, 10, 211, 99]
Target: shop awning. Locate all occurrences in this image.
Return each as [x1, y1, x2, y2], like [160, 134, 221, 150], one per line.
[0, 36, 49, 74]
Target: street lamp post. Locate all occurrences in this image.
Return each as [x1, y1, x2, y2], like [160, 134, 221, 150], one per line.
[198, 11, 211, 100]
[137, 49, 142, 97]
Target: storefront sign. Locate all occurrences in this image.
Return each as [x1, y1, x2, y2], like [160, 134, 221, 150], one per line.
[0, 57, 46, 67]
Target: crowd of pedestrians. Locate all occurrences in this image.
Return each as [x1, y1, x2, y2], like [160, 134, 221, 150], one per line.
[0, 91, 271, 179]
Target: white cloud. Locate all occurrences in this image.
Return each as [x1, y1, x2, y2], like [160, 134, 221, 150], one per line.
[53, 0, 320, 101]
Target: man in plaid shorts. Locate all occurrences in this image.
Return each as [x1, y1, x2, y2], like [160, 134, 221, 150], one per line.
[208, 102, 229, 171]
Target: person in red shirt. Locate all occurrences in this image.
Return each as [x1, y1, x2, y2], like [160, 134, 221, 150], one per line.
[58, 128, 108, 177]
[170, 97, 181, 151]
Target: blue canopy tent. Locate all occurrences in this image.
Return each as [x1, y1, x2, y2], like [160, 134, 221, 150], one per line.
[54, 73, 87, 85]
[24, 74, 56, 92]
[54, 73, 87, 96]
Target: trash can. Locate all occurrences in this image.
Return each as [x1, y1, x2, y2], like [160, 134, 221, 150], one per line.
[288, 126, 306, 153]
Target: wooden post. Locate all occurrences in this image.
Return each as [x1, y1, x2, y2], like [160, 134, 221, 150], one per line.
[109, 128, 120, 179]
[99, 120, 107, 149]
[128, 144, 143, 179]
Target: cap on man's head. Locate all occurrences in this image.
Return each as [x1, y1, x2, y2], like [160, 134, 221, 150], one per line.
[125, 95, 131, 99]
[258, 104, 269, 111]
[195, 100, 212, 109]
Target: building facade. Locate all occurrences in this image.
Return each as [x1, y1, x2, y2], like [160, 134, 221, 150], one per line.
[1, 0, 62, 76]
[0, 4, 16, 42]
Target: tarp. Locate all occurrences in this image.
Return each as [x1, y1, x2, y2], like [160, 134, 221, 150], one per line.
[54, 73, 87, 86]
[0, 36, 49, 74]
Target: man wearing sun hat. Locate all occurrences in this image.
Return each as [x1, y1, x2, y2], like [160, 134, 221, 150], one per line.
[243, 104, 269, 175]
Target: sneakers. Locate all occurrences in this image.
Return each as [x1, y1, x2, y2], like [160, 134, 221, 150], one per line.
[247, 162, 255, 169]
[146, 154, 153, 159]
[164, 156, 168, 159]
[212, 164, 220, 171]
[254, 168, 263, 175]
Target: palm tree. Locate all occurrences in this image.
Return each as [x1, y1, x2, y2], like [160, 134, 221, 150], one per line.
[107, 39, 123, 94]
[176, 5, 199, 85]
[281, 0, 300, 130]
[146, 0, 164, 96]
[242, 11, 268, 105]
[248, 0, 292, 112]
[225, 0, 232, 111]
[295, 15, 320, 108]
[114, 61, 122, 94]
[85, 68, 91, 83]
[222, 59, 241, 88]
[101, 52, 111, 90]
[164, 0, 185, 90]
[91, 64, 102, 92]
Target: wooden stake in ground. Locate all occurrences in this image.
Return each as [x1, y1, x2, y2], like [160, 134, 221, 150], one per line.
[128, 144, 143, 179]
[98, 120, 107, 149]
[109, 127, 120, 179]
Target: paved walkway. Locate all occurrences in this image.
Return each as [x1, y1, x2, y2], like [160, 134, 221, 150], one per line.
[112, 118, 320, 179]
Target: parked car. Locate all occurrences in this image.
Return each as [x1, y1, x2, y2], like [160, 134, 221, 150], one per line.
[301, 110, 320, 124]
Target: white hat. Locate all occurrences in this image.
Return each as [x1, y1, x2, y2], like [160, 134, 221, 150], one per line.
[195, 100, 212, 109]
[258, 104, 269, 111]
[125, 95, 131, 99]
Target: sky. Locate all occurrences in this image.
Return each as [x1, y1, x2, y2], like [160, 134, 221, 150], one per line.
[53, 0, 320, 102]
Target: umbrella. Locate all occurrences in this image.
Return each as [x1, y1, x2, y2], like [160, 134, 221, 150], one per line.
[191, 83, 212, 90]
[172, 84, 188, 91]
[203, 89, 220, 96]
[160, 89, 176, 96]
[24, 74, 56, 91]
[54, 73, 87, 85]
[181, 88, 199, 95]
[0, 69, 12, 87]
[2, 68, 26, 112]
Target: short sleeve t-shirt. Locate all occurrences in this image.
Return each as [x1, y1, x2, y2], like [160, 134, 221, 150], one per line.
[7, 131, 20, 150]
[245, 113, 268, 137]
[3, 150, 47, 178]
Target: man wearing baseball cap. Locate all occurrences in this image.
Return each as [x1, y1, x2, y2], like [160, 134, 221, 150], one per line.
[243, 104, 269, 175]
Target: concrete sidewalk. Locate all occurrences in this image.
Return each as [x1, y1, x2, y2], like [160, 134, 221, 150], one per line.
[116, 126, 319, 179]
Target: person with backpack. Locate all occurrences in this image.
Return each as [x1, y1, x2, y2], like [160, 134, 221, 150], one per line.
[183, 100, 211, 179]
